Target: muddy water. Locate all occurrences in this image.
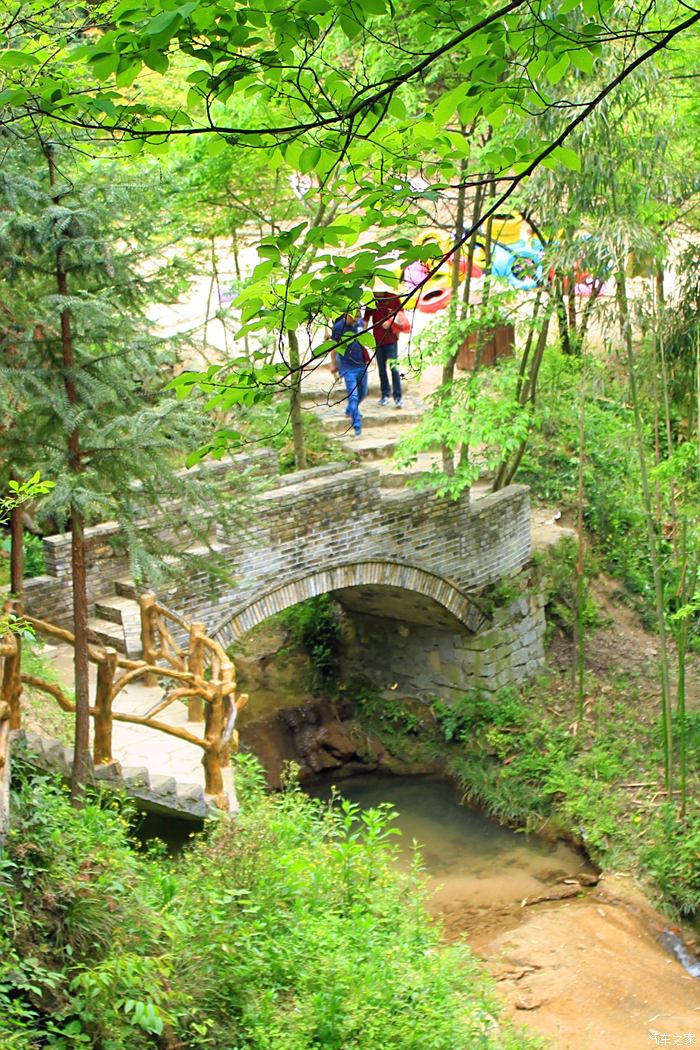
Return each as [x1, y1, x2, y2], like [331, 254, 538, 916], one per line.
[308, 773, 592, 926]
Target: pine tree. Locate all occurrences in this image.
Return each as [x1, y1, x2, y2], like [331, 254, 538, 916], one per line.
[0, 127, 248, 803]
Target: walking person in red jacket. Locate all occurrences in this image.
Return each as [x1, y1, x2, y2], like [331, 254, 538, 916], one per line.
[365, 290, 404, 408]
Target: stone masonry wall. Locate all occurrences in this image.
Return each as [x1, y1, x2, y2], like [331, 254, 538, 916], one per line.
[202, 469, 531, 641]
[341, 568, 547, 699]
[18, 450, 277, 629]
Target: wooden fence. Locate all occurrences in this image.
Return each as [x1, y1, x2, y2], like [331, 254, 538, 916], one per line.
[0, 595, 247, 834]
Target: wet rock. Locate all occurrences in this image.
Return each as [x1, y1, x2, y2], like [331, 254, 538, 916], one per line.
[533, 867, 569, 884]
[320, 721, 358, 760]
[515, 996, 545, 1011]
[522, 883, 583, 906]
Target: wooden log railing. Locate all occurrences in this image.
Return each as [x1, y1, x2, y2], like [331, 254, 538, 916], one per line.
[0, 631, 18, 844]
[0, 595, 247, 809]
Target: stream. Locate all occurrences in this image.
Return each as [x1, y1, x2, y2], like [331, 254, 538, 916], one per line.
[307, 772, 593, 933]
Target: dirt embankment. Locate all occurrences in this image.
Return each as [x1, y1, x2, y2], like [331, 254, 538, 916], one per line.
[459, 875, 700, 1049]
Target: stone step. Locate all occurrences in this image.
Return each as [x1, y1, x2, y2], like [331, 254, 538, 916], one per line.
[94, 594, 138, 625]
[375, 456, 496, 499]
[318, 405, 423, 434]
[114, 577, 138, 599]
[335, 432, 401, 461]
[14, 729, 221, 819]
[377, 451, 442, 488]
[87, 616, 126, 653]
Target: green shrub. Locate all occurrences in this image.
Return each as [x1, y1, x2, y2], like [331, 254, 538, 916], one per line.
[432, 687, 529, 744]
[533, 537, 604, 636]
[642, 803, 700, 916]
[0, 533, 45, 580]
[279, 594, 342, 693]
[518, 348, 659, 610]
[3, 759, 536, 1049]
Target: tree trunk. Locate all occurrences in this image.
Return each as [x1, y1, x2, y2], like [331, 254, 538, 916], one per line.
[9, 490, 24, 603]
[70, 507, 91, 801]
[575, 378, 586, 719]
[287, 328, 307, 471]
[46, 141, 91, 806]
[440, 159, 468, 476]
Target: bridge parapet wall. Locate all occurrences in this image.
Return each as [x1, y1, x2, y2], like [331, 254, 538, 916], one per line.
[16, 457, 532, 645]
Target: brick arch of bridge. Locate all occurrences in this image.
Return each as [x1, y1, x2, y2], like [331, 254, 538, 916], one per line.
[211, 560, 487, 647]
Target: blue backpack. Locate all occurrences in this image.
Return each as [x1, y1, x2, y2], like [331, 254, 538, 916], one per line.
[332, 317, 366, 367]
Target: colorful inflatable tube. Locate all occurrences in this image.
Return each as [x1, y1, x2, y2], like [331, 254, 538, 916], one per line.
[491, 242, 543, 290]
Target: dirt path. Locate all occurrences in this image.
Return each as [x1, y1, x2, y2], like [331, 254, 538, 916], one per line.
[462, 876, 700, 1049]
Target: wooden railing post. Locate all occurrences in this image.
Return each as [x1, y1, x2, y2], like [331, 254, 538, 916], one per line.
[93, 647, 118, 766]
[139, 594, 158, 687]
[187, 622, 206, 723]
[0, 632, 21, 731]
[202, 678, 227, 803]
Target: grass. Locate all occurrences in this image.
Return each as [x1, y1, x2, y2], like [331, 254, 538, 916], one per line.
[17, 639, 74, 746]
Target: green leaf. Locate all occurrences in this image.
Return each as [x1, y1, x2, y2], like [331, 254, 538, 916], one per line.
[552, 144, 581, 171]
[433, 82, 469, 127]
[298, 145, 321, 173]
[92, 52, 121, 78]
[546, 53, 570, 85]
[0, 49, 40, 70]
[527, 55, 545, 81]
[357, 0, 386, 13]
[144, 10, 181, 38]
[0, 86, 28, 105]
[570, 48, 594, 75]
[143, 50, 170, 73]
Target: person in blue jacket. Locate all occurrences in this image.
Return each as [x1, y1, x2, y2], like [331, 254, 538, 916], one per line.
[330, 311, 369, 436]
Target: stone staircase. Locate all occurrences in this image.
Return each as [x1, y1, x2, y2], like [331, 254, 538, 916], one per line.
[300, 365, 445, 488]
[300, 364, 498, 498]
[13, 728, 218, 820]
[81, 363, 506, 656]
[87, 578, 142, 657]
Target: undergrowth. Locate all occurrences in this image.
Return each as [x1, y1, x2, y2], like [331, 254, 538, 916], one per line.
[16, 640, 73, 745]
[278, 594, 342, 694]
[518, 349, 666, 615]
[1, 754, 542, 1049]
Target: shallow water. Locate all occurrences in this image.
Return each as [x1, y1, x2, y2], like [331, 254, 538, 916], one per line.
[307, 772, 592, 914]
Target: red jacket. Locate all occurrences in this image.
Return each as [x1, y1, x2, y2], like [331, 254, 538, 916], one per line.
[365, 294, 401, 346]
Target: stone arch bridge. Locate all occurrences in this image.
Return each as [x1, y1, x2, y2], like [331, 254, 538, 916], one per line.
[19, 455, 546, 700]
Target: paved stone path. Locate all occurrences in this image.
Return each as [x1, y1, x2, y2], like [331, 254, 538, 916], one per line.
[45, 642, 208, 789]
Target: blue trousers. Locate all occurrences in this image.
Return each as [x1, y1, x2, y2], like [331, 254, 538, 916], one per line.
[342, 365, 368, 429]
[376, 343, 402, 401]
